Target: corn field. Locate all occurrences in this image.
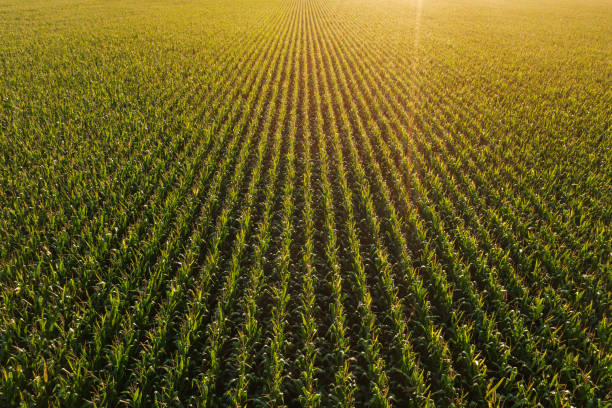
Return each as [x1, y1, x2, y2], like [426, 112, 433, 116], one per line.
[0, 0, 610, 406]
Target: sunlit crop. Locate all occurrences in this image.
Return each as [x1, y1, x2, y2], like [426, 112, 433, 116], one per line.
[1, 0, 610, 406]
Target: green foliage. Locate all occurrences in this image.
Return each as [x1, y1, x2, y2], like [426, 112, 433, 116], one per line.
[0, 0, 609, 406]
